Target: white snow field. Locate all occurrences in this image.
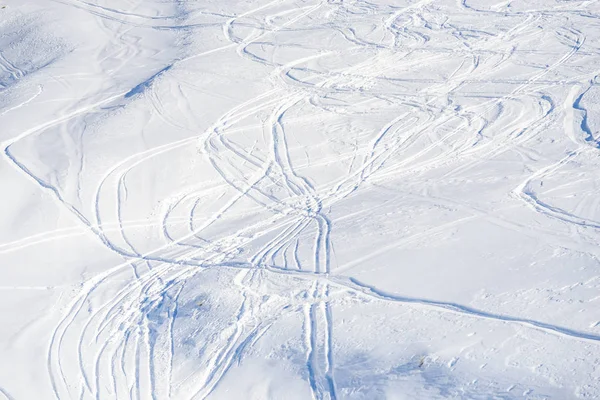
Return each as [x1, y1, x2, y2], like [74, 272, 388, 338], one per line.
[1, 0, 600, 398]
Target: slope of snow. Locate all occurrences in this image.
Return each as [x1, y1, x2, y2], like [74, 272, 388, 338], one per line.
[1, 0, 600, 398]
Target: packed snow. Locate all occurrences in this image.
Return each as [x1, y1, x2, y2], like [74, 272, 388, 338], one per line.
[1, 0, 600, 398]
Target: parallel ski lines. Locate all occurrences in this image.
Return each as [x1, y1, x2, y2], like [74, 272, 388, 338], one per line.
[304, 282, 337, 400]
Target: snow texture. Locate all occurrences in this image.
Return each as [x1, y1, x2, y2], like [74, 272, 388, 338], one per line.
[1, 0, 600, 398]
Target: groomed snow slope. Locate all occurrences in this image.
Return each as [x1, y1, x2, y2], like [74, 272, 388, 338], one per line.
[1, 0, 600, 398]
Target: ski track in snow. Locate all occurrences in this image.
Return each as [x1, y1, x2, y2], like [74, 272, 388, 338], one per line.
[2, 0, 600, 398]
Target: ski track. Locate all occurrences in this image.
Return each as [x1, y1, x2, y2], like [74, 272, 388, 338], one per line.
[2, 0, 600, 398]
[0, 388, 14, 400]
[338, 277, 600, 344]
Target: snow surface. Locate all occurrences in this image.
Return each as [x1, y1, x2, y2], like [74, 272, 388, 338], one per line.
[1, 0, 600, 398]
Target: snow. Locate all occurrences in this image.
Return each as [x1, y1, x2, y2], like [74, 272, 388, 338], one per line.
[1, 0, 600, 398]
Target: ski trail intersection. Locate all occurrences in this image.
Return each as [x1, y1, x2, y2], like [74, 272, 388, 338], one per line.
[1, 0, 600, 398]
